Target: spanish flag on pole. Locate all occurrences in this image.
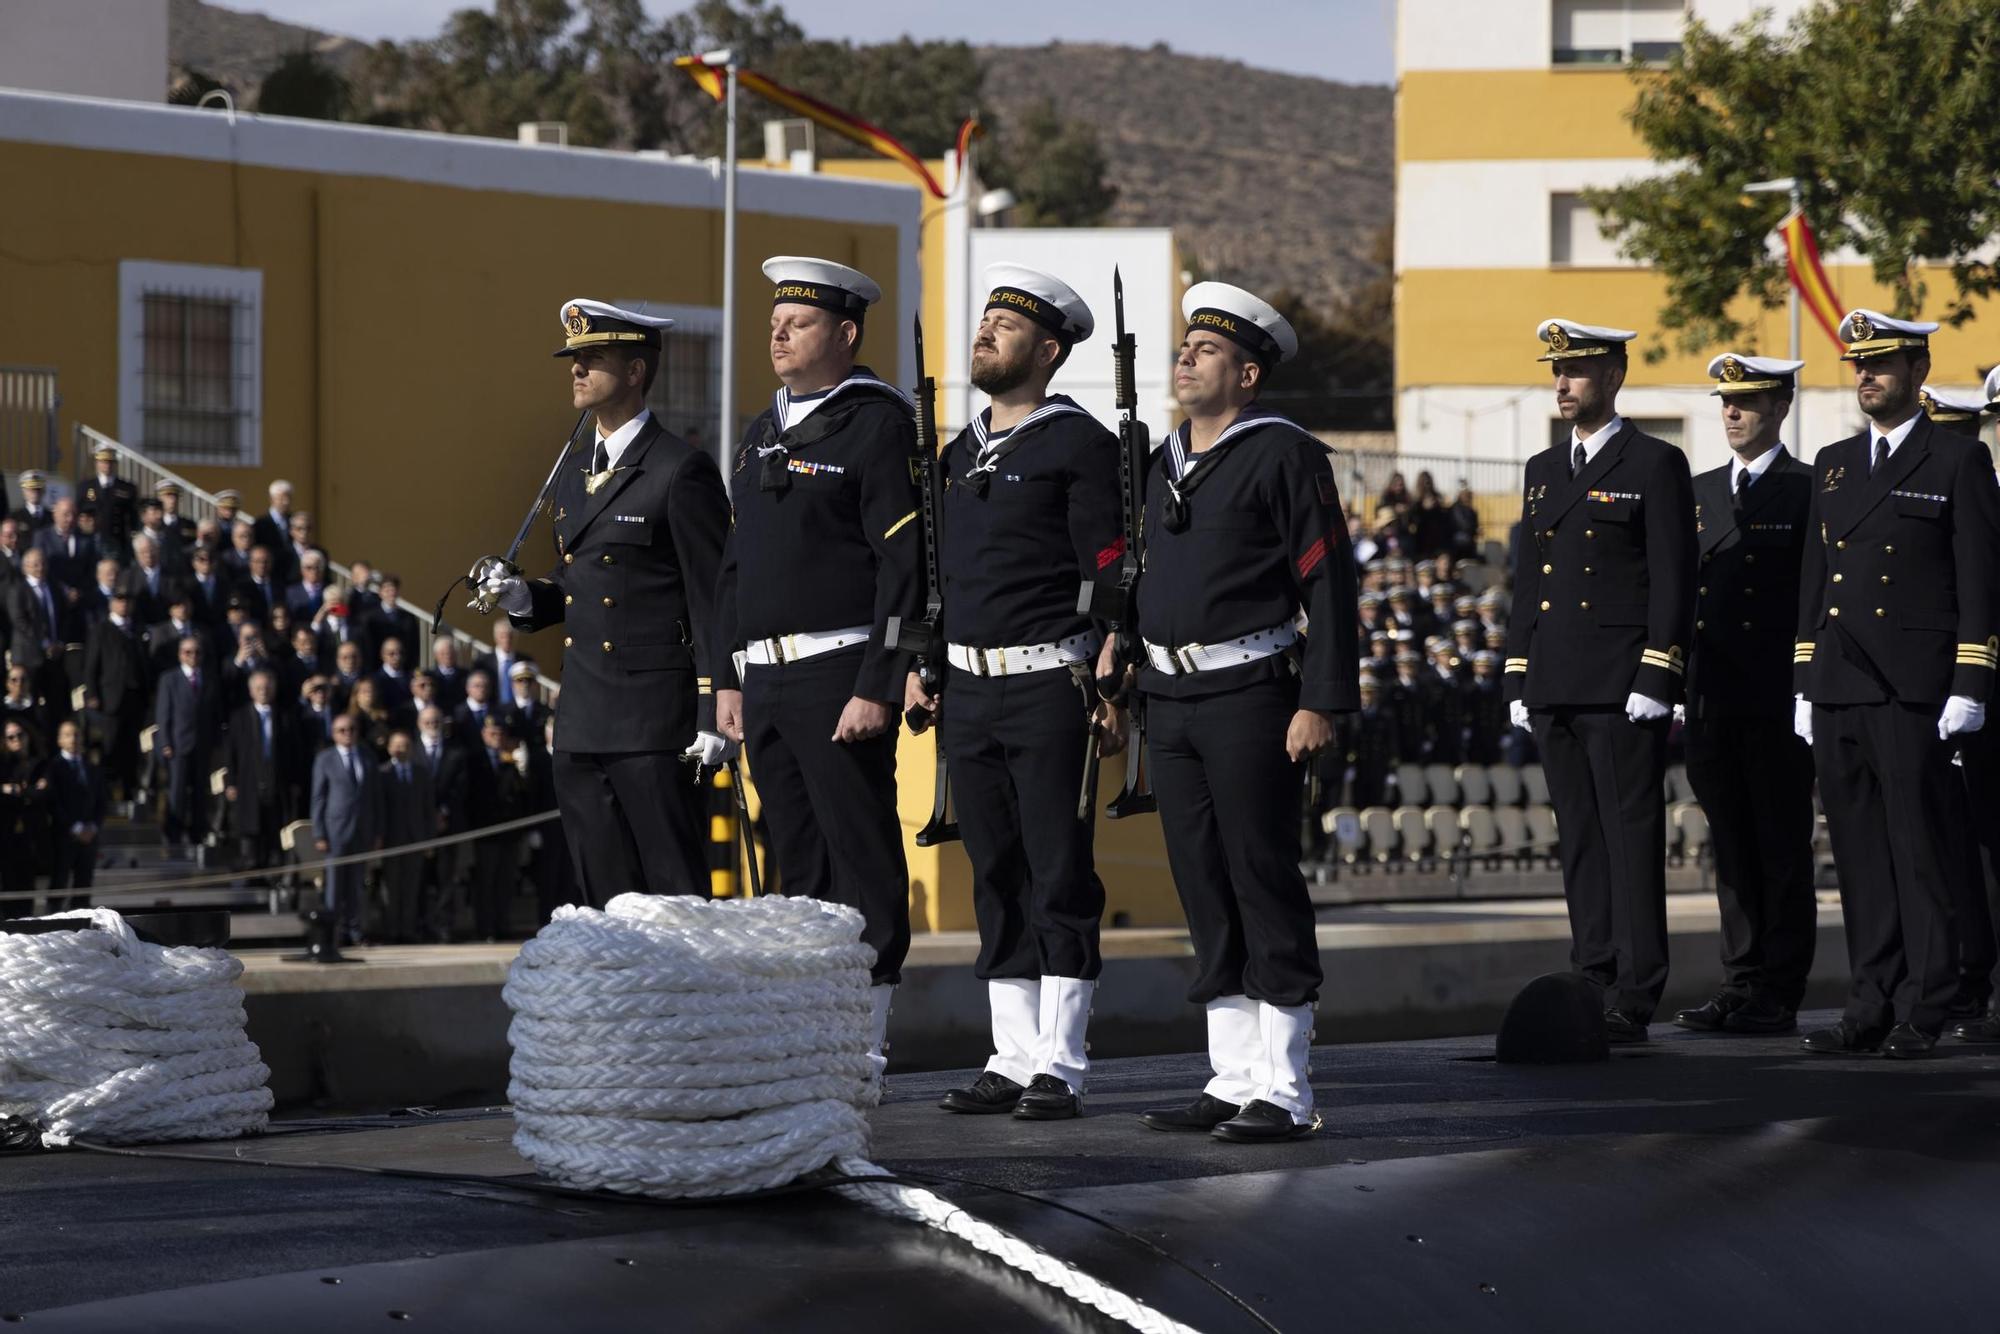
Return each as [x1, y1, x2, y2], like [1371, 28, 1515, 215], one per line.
[1778, 209, 1845, 351]
[675, 56, 975, 201]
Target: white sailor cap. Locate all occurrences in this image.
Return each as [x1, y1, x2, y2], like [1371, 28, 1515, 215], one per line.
[1984, 364, 2000, 410]
[1535, 318, 1636, 362]
[554, 298, 673, 358]
[1706, 352, 1805, 396]
[1182, 281, 1298, 366]
[762, 256, 881, 316]
[983, 263, 1094, 343]
[1838, 308, 1936, 361]
[1920, 384, 1987, 421]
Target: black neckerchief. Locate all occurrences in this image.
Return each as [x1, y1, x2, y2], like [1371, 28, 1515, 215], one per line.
[1159, 406, 1294, 533]
[748, 368, 912, 493]
[960, 396, 1091, 496]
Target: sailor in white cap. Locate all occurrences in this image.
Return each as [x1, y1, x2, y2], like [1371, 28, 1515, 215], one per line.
[1795, 308, 2000, 1058]
[713, 256, 921, 1073]
[919, 263, 1122, 1122]
[470, 297, 731, 907]
[1129, 281, 1358, 1143]
[1671, 354, 1817, 1037]
[1506, 317, 1696, 1045]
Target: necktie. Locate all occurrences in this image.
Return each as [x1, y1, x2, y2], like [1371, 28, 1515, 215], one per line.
[1872, 435, 1888, 474]
[1733, 467, 1751, 511]
[398, 762, 409, 785]
[1571, 442, 1587, 477]
[350, 751, 361, 785]
[259, 710, 271, 758]
[188, 669, 199, 695]
[592, 440, 609, 475]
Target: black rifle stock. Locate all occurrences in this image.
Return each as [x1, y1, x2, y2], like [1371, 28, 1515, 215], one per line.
[882, 314, 959, 846]
[1076, 268, 1157, 819]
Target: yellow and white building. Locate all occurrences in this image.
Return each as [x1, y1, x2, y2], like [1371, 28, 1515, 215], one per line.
[1396, 0, 1996, 474]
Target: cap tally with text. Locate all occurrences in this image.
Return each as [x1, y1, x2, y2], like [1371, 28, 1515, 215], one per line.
[1182, 281, 1298, 366]
[983, 262, 1094, 343]
[1706, 353, 1805, 396]
[554, 298, 674, 358]
[1919, 383, 1986, 422]
[1535, 318, 1636, 362]
[762, 256, 881, 318]
[1838, 307, 1936, 362]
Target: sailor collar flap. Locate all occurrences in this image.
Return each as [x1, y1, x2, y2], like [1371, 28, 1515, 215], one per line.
[962, 396, 1092, 487]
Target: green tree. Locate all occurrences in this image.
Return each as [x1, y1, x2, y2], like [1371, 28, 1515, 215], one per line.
[257, 48, 351, 121]
[1585, 0, 2000, 357]
[985, 99, 1117, 228]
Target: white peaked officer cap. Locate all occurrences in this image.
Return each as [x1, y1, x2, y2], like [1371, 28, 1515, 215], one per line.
[983, 263, 1095, 343]
[1705, 353, 1805, 396]
[1985, 364, 2000, 411]
[762, 256, 882, 316]
[1919, 384, 1987, 421]
[554, 298, 673, 357]
[1838, 307, 1937, 361]
[1182, 281, 1298, 366]
[1534, 317, 1636, 362]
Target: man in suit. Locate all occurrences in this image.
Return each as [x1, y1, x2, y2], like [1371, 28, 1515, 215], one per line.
[82, 587, 150, 803]
[155, 480, 193, 554]
[329, 640, 366, 714]
[474, 619, 523, 710]
[7, 547, 68, 711]
[377, 728, 437, 943]
[155, 633, 222, 857]
[117, 534, 170, 626]
[452, 669, 499, 747]
[428, 637, 468, 714]
[36, 499, 95, 593]
[1673, 354, 1818, 1036]
[218, 519, 257, 584]
[76, 557, 121, 636]
[1795, 310, 2000, 1058]
[0, 519, 27, 589]
[76, 445, 137, 568]
[252, 481, 295, 568]
[179, 545, 230, 640]
[367, 576, 420, 675]
[1505, 317, 1697, 1044]
[0, 719, 42, 914]
[223, 668, 302, 872]
[284, 551, 331, 622]
[311, 712, 385, 944]
[298, 675, 339, 752]
[235, 546, 281, 624]
[372, 635, 415, 720]
[313, 596, 375, 674]
[463, 713, 531, 940]
[44, 719, 106, 910]
[417, 705, 468, 939]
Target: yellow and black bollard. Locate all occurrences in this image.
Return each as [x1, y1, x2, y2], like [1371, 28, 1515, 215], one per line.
[710, 766, 738, 898]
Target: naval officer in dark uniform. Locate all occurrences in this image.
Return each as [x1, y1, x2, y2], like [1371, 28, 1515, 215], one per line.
[713, 257, 922, 1070]
[472, 298, 731, 904]
[1672, 354, 1817, 1035]
[1129, 282, 1359, 1143]
[1795, 309, 2000, 1058]
[1505, 318, 1696, 1044]
[912, 264, 1123, 1122]
[79, 445, 138, 568]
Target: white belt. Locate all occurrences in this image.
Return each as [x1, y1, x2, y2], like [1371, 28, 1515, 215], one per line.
[1143, 623, 1297, 676]
[742, 624, 871, 666]
[946, 632, 1101, 678]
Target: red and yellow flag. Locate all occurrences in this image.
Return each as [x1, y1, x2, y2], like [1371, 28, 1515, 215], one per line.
[676, 56, 971, 200]
[1778, 209, 1845, 351]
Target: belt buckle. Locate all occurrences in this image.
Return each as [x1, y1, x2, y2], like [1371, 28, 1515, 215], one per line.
[1174, 644, 1200, 674]
[988, 647, 1011, 677]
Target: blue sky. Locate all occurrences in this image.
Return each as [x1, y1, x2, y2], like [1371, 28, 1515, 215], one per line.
[222, 0, 1396, 86]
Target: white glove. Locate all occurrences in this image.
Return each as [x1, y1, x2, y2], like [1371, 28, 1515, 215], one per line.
[1625, 692, 1671, 723]
[1793, 695, 1813, 745]
[1508, 700, 1530, 730]
[682, 730, 739, 767]
[1940, 695, 1986, 739]
[1672, 703, 1686, 726]
[472, 572, 530, 615]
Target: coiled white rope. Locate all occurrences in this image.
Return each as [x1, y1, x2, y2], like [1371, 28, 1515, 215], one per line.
[0, 908, 272, 1147]
[504, 893, 1200, 1334]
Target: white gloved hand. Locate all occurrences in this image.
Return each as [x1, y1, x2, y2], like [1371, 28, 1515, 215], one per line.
[1793, 695, 1813, 745]
[1939, 695, 1986, 740]
[482, 575, 530, 616]
[1508, 699, 1530, 730]
[682, 730, 739, 767]
[1672, 703, 1686, 726]
[1625, 692, 1671, 723]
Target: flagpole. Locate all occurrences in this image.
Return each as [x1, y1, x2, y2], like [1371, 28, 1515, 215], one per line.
[710, 49, 739, 486]
[1747, 176, 1802, 446]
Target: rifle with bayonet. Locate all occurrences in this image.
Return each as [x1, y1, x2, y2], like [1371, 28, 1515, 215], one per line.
[1077, 268, 1157, 819]
[883, 314, 959, 846]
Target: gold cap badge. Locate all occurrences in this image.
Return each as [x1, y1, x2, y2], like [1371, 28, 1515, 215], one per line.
[1545, 323, 1570, 352]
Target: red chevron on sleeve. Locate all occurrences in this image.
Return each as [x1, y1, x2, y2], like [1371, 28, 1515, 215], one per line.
[1096, 536, 1127, 570]
[1298, 536, 1328, 578]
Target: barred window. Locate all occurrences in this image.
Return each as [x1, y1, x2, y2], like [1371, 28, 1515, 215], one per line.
[119, 261, 262, 467]
[619, 300, 722, 458]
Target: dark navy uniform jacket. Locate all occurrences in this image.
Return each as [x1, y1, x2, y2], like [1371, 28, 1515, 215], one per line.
[1504, 421, 1697, 707]
[514, 415, 729, 753]
[1794, 416, 2000, 705]
[1686, 450, 1811, 720]
[937, 395, 1122, 649]
[716, 370, 923, 706]
[1133, 407, 1360, 713]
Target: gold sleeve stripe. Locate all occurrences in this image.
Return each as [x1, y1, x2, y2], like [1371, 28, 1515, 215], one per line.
[1955, 653, 1996, 667]
[1956, 642, 1998, 662]
[883, 510, 918, 539]
[1639, 650, 1686, 675]
[1504, 657, 1529, 672]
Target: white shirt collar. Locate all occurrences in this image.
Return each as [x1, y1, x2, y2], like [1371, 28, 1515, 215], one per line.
[1570, 415, 1625, 466]
[596, 409, 652, 470]
[1730, 443, 1785, 489]
[1871, 411, 1921, 458]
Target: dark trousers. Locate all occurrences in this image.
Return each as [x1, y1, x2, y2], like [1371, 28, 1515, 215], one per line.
[49, 833, 96, 910]
[471, 834, 521, 939]
[323, 856, 367, 940]
[1147, 675, 1321, 1007]
[379, 845, 425, 942]
[1531, 706, 1671, 1020]
[743, 651, 909, 985]
[1955, 725, 2000, 1010]
[1684, 715, 1818, 1008]
[100, 702, 144, 797]
[553, 749, 707, 905]
[0, 833, 34, 914]
[237, 799, 281, 872]
[162, 751, 209, 844]
[1814, 701, 1967, 1033]
[940, 666, 1104, 980]
[534, 822, 576, 926]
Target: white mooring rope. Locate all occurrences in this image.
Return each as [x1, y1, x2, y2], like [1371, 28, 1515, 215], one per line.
[504, 893, 1201, 1334]
[0, 908, 272, 1147]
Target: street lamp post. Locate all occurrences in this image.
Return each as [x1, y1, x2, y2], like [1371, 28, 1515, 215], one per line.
[704, 48, 739, 483]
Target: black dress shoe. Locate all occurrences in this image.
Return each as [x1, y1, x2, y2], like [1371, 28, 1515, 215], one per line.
[1139, 1092, 1241, 1132]
[1603, 1009, 1649, 1044]
[1800, 1021, 1887, 1054]
[1672, 993, 1747, 1032]
[1882, 1023, 1939, 1060]
[1949, 1008, 2000, 1042]
[1722, 997, 1798, 1034]
[938, 1071, 1024, 1114]
[1012, 1074, 1080, 1120]
[1211, 1099, 1316, 1143]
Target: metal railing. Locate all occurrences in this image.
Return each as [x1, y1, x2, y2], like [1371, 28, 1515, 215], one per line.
[72, 424, 559, 704]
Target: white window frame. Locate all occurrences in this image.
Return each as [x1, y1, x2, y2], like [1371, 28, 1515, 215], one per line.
[118, 259, 263, 467]
[1551, 0, 1685, 67]
[1549, 192, 1634, 269]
